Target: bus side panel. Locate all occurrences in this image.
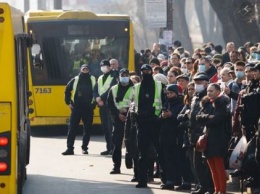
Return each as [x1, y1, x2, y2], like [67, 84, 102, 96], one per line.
[0, 3, 18, 194]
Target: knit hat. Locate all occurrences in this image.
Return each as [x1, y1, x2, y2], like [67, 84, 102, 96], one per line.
[166, 84, 179, 94]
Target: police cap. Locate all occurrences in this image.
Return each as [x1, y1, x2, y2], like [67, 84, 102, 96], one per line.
[140, 64, 152, 71]
[81, 64, 89, 69]
[100, 59, 110, 67]
[119, 68, 129, 75]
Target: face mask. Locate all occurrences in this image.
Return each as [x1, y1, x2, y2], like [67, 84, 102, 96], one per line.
[256, 53, 260, 60]
[181, 68, 188, 74]
[235, 71, 245, 79]
[251, 53, 257, 59]
[210, 50, 216, 55]
[120, 77, 129, 84]
[198, 64, 206, 72]
[101, 66, 109, 73]
[142, 73, 153, 80]
[195, 84, 205, 93]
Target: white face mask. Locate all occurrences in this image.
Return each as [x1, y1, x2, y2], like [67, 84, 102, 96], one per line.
[181, 68, 188, 74]
[195, 84, 205, 93]
[120, 77, 129, 85]
[101, 66, 109, 73]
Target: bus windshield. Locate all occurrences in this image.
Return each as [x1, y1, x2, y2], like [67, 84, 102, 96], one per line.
[29, 20, 130, 85]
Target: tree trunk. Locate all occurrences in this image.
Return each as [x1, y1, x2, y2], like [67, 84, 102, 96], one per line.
[209, 0, 260, 46]
[195, 0, 209, 43]
[173, 0, 193, 53]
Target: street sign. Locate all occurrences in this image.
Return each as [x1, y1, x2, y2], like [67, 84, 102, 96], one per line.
[145, 0, 167, 28]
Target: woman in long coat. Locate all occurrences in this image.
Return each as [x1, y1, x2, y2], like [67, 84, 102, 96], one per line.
[196, 83, 230, 194]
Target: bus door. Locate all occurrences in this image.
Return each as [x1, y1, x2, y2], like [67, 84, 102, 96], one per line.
[15, 33, 31, 193]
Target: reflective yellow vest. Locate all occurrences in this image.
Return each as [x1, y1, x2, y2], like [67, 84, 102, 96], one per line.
[71, 75, 96, 103]
[111, 84, 134, 111]
[73, 58, 88, 71]
[134, 81, 162, 116]
[97, 74, 113, 96]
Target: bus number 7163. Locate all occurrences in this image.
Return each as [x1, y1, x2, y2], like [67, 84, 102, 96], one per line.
[35, 88, 52, 93]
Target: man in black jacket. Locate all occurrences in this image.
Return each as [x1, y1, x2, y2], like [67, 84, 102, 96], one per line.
[62, 64, 96, 155]
[107, 68, 134, 174]
[133, 64, 165, 188]
[93, 59, 118, 155]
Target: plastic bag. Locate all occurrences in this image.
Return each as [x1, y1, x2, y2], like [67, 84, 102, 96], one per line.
[229, 135, 247, 170]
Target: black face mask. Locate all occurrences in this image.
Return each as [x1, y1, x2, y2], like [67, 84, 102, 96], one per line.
[80, 72, 89, 77]
[142, 73, 153, 80]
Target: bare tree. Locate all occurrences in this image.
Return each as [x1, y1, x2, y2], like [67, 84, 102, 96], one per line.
[172, 0, 193, 53]
[209, 0, 260, 46]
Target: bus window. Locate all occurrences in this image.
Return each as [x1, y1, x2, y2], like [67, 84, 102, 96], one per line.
[28, 20, 130, 85]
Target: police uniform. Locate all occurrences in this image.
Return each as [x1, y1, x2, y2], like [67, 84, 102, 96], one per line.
[107, 68, 134, 174]
[62, 64, 96, 155]
[134, 64, 164, 188]
[93, 59, 118, 155]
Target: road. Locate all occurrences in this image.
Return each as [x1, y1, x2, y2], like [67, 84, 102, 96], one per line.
[23, 127, 243, 194]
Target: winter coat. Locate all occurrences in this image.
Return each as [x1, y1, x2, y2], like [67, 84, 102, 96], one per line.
[159, 96, 184, 146]
[189, 89, 207, 145]
[177, 104, 191, 147]
[196, 95, 230, 158]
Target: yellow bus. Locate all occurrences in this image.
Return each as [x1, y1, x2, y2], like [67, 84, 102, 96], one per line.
[0, 3, 31, 194]
[25, 10, 135, 127]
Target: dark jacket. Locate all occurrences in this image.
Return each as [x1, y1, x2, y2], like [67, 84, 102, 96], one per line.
[177, 104, 191, 147]
[205, 65, 217, 81]
[196, 95, 230, 158]
[107, 81, 134, 119]
[189, 88, 207, 145]
[137, 76, 165, 119]
[124, 103, 138, 158]
[222, 52, 230, 65]
[64, 73, 94, 106]
[159, 96, 184, 146]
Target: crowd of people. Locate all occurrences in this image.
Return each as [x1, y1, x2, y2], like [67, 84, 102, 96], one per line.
[62, 40, 260, 194]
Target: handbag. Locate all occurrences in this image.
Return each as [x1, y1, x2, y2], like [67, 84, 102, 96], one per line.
[196, 134, 208, 152]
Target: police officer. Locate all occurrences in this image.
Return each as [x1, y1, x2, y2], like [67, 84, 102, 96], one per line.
[62, 64, 96, 155]
[93, 59, 117, 155]
[107, 68, 134, 174]
[134, 64, 164, 188]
